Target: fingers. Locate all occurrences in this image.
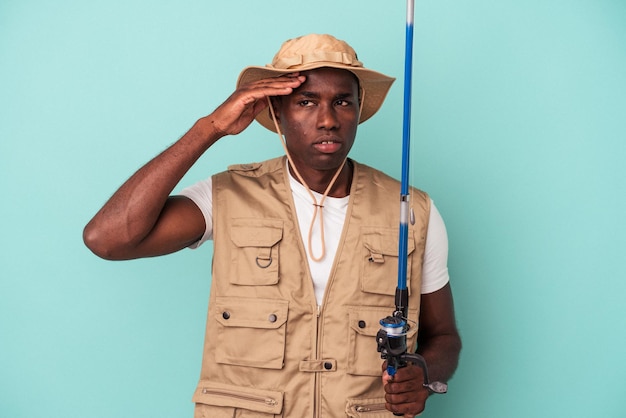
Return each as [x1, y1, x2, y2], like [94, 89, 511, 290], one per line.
[385, 364, 423, 385]
[209, 74, 305, 136]
[382, 370, 393, 386]
[384, 386, 428, 417]
[383, 364, 429, 417]
[239, 73, 306, 102]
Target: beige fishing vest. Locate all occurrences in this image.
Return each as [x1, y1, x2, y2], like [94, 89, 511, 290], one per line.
[192, 156, 430, 418]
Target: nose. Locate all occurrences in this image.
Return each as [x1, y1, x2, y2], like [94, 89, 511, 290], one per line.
[316, 103, 339, 130]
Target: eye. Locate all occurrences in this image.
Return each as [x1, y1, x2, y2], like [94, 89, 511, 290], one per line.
[298, 100, 314, 107]
[335, 99, 351, 107]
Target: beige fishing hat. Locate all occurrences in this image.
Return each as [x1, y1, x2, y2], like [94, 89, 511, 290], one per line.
[237, 33, 396, 132]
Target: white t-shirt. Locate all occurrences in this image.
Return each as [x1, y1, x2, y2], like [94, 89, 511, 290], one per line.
[180, 170, 449, 305]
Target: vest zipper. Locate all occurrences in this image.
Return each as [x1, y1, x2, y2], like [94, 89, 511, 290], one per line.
[314, 303, 322, 418]
[314, 215, 348, 417]
[200, 388, 278, 406]
[354, 403, 387, 413]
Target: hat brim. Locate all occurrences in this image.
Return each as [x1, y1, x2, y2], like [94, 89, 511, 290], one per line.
[237, 63, 395, 132]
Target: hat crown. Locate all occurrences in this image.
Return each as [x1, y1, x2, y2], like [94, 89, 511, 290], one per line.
[268, 34, 363, 70]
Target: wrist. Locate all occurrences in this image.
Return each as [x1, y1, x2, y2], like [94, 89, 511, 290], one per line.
[192, 116, 226, 146]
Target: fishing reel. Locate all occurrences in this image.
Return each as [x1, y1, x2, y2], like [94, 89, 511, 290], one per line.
[377, 312, 448, 395]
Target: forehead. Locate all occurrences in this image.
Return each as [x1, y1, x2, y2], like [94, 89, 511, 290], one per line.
[298, 67, 360, 92]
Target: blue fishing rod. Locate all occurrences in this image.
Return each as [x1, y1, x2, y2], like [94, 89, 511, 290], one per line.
[376, 0, 447, 397]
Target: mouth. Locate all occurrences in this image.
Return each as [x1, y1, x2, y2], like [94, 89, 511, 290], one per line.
[314, 138, 342, 153]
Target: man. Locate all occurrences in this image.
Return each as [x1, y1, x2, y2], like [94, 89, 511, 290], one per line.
[84, 33, 461, 417]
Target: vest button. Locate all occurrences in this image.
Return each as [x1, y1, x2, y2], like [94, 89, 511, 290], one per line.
[358, 320, 366, 329]
[324, 362, 333, 370]
[268, 314, 277, 323]
[222, 311, 230, 320]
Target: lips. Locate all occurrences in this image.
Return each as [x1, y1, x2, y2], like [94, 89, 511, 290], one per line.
[313, 138, 342, 153]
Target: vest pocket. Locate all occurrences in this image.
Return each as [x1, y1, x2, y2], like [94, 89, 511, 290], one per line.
[193, 380, 284, 418]
[230, 219, 283, 286]
[215, 297, 288, 369]
[360, 228, 416, 296]
[346, 306, 418, 377]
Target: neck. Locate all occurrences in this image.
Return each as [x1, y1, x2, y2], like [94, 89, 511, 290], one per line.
[289, 159, 352, 198]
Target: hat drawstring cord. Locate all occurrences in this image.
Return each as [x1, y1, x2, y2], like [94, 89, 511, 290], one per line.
[267, 97, 347, 262]
[358, 87, 365, 121]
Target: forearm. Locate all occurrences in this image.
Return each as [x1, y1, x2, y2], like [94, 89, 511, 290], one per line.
[417, 332, 461, 384]
[83, 116, 221, 258]
[415, 283, 462, 385]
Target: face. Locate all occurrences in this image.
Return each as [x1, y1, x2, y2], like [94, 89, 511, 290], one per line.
[274, 67, 360, 178]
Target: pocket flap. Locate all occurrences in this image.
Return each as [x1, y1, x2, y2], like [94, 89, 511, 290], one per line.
[362, 228, 415, 257]
[215, 297, 288, 329]
[193, 380, 284, 415]
[348, 306, 395, 337]
[348, 306, 418, 338]
[230, 219, 283, 247]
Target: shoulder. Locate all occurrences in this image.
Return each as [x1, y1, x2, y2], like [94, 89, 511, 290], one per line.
[223, 156, 285, 178]
[352, 160, 429, 203]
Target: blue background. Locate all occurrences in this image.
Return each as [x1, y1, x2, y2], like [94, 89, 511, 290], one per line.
[1, 0, 625, 416]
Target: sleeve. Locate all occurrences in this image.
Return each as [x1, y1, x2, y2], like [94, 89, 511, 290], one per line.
[420, 200, 450, 294]
[177, 177, 214, 248]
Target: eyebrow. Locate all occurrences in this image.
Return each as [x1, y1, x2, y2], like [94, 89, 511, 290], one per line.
[296, 91, 355, 100]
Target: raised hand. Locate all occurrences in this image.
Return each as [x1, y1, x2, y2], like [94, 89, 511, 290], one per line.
[209, 73, 305, 136]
